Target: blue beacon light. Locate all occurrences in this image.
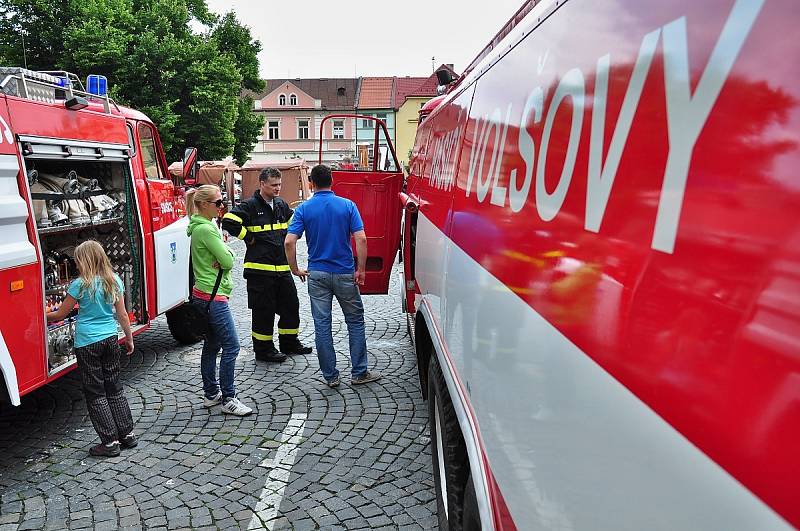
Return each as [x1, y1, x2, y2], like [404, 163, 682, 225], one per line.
[86, 74, 108, 96]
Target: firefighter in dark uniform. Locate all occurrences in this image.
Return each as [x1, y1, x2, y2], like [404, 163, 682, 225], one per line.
[221, 167, 312, 362]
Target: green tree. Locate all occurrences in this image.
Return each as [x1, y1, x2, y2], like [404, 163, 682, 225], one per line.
[232, 96, 264, 165]
[211, 11, 265, 164]
[0, 1, 76, 68]
[0, 0, 263, 164]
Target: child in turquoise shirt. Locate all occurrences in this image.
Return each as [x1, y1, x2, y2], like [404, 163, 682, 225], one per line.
[47, 240, 137, 457]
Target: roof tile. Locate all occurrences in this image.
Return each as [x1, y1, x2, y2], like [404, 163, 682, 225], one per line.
[356, 77, 395, 109]
[393, 76, 428, 107]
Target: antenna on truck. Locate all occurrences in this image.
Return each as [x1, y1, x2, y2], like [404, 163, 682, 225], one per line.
[21, 32, 28, 69]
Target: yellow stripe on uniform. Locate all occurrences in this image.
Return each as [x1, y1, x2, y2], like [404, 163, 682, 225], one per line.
[251, 331, 273, 341]
[245, 222, 289, 232]
[246, 225, 268, 232]
[223, 212, 243, 224]
[278, 328, 299, 335]
[237, 227, 247, 240]
[243, 263, 291, 272]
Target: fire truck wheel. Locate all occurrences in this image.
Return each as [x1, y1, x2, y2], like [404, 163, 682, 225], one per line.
[166, 305, 204, 344]
[462, 472, 481, 531]
[428, 354, 469, 530]
[401, 294, 413, 337]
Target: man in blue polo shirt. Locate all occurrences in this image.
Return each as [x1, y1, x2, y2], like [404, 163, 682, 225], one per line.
[285, 164, 382, 388]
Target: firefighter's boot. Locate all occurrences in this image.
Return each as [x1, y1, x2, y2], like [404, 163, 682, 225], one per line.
[254, 340, 287, 363]
[279, 335, 313, 355]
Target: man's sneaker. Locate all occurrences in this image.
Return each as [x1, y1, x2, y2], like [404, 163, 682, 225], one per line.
[326, 375, 340, 388]
[89, 441, 121, 457]
[221, 397, 253, 416]
[203, 391, 223, 407]
[255, 346, 287, 363]
[120, 432, 138, 449]
[352, 371, 382, 385]
[280, 341, 313, 355]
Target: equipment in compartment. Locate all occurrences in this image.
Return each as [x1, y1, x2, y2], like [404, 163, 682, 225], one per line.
[43, 246, 78, 369]
[28, 167, 124, 231]
[29, 158, 145, 372]
[47, 319, 76, 369]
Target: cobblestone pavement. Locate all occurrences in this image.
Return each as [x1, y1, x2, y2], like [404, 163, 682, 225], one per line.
[0, 239, 436, 530]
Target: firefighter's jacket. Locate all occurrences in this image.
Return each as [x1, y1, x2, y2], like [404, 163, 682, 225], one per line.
[221, 190, 293, 278]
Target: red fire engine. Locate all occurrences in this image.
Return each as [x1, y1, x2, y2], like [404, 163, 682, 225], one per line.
[0, 68, 201, 406]
[395, 0, 800, 529]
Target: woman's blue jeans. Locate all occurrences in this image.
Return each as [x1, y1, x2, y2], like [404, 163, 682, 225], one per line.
[198, 297, 240, 399]
[307, 271, 368, 381]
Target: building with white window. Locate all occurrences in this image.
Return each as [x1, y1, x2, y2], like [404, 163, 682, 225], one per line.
[248, 78, 359, 165]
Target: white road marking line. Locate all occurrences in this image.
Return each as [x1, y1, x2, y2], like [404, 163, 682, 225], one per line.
[248, 413, 307, 530]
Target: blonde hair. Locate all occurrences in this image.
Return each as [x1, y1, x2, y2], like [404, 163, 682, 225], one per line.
[73, 240, 121, 303]
[185, 185, 220, 217]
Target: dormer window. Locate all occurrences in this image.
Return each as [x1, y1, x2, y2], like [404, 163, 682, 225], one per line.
[279, 94, 286, 105]
[337, 87, 345, 96]
[289, 94, 297, 105]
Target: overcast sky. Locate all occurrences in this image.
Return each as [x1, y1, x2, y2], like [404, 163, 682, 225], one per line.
[203, 0, 525, 79]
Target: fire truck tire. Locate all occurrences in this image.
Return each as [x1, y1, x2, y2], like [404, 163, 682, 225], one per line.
[401, 293, 413, 337]
[462, 472, 481, 531]
[428, 354, 469, 530]
[0, 376, 8, 405]
[166, 305, 204, 345]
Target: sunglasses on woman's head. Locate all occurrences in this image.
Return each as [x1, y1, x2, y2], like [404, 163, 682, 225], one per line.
[205, 199, 224, 208]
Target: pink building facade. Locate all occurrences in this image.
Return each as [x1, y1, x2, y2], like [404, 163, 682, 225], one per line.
[249, 79, 359, 166]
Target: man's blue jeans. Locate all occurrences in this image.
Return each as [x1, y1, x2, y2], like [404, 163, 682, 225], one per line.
[307, 271, 368, 381]
[198, 297, 240, 399]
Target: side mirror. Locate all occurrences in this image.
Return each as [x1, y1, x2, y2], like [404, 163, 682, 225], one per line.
[435, 68, 457, 87]
[183, 147, 199, 186]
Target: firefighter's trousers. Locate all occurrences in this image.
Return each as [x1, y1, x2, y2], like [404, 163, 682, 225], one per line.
[247, 274, 301, 353]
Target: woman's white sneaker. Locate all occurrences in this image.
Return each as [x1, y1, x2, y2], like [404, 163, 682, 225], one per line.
[221, 397, 253, 416]
[203, 391, 222, 407]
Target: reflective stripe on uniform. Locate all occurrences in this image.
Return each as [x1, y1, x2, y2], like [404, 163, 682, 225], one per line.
[278, 328, 299, 335]
[243, 262, 291, 272]
[252, 331, 273, 341]
[223, 212, 243, 224]
[237, 227, 247, 240]
[246, 222, 289, 232]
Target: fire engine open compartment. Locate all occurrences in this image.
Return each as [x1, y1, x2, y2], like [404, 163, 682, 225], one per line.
[22, 156, 146, 374]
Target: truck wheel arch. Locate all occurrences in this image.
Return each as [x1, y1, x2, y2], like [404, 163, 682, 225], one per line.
[415, 300, 497, 529]
[415, 311, 433, 400]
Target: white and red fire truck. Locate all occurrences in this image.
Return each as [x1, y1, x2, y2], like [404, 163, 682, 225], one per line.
[0, 68, 202, 407]
[394, 0, 800, 529]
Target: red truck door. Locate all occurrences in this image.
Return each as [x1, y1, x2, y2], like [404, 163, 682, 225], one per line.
[318, 115, 403, 294]
[132, 121, 190, 315]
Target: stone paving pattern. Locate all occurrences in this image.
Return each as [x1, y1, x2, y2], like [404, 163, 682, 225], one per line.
[0, 239, 436, 530]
